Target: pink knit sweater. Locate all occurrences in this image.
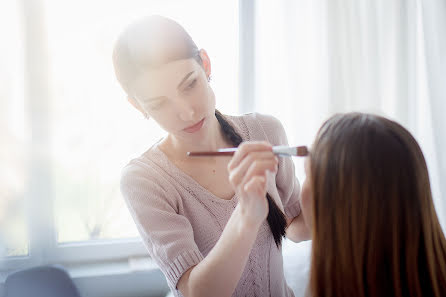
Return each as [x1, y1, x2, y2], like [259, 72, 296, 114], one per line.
[121, 113, 301, 297]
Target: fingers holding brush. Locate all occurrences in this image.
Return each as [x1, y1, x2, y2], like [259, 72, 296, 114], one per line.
[228, 152, 278, 188]
[228, 142, 278, 190]
[227, 141, 273, 171]
[227, 141, 279, 226]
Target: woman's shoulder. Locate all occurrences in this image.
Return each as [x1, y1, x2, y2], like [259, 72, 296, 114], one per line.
[228, 112, 286, 143]
[229, 112, 284, 130]
[120, 145, 174, 193]
[121, 144, 158, 175]
[120, 154, 183, 212]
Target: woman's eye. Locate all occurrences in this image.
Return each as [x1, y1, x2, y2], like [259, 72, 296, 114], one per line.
[185, 79, 197, 90]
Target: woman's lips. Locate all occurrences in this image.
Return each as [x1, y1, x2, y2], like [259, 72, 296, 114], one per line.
[183, 118, 205, 133]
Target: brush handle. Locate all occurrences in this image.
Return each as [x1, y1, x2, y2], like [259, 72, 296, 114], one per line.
[187, 146, 308, 157]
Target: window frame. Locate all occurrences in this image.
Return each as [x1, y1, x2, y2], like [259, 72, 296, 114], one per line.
[1, 0, 248, 273]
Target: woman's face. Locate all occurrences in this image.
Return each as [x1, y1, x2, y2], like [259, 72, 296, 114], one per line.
[130, 52, 216, 143]
[300, 157, 313, 230]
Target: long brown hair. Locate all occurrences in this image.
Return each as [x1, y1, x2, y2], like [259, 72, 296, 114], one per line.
[309, 112, 446, 297]
[113, 16, 287, 247]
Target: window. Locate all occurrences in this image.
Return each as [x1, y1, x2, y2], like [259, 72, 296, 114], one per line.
[1, 0, 238, 268]
[0, 0, 28, 259]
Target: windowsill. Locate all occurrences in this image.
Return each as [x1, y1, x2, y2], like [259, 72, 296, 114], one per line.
[0, 257, 171, 297]
[66, 256, 159, 278]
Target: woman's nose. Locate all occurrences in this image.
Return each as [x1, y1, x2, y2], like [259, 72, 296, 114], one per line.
[177, 100, 196, 121]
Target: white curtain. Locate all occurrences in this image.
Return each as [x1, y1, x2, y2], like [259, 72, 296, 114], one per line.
[420, 0, 446, 228]
[254, 0, 446, 295]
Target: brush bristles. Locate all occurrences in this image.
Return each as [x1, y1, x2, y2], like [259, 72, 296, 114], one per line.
[297, 146, 309, 156]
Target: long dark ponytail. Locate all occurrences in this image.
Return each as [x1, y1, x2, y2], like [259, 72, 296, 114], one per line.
[215, 110, 287, 247]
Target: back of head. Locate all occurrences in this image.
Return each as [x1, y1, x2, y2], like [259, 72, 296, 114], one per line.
[112, 15, 201, 97]
[309, 112, 446, 297]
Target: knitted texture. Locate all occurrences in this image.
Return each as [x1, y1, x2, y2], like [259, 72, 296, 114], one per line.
[121, 113, 301, 297]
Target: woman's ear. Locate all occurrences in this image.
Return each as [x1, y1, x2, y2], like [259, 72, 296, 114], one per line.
[127, 96, 149, 119]
[199, 49, 211, 79]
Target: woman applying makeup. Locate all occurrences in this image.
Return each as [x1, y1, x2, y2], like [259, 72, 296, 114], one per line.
[299, 113, 446, 297]
[113, 16, 309, 297]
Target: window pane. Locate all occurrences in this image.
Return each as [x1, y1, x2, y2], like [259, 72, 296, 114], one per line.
[43, 0, 239, 243]
[0, 0, 29, 257]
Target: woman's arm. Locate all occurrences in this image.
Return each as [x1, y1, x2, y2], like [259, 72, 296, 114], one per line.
[177, 205, 263, 297]
[177, 142, 277, 297]
[286, 213, 311, 242]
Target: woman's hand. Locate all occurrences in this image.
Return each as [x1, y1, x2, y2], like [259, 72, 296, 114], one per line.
[178, 141, 278, 297]
[227, 141, 278, 228]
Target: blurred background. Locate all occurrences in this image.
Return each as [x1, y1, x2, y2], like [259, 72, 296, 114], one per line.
[1, 0, 445, 296]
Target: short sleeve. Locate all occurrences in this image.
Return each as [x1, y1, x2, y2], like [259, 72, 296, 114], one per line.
[120, 162, 204, 288]
[255, 113, 302, 219]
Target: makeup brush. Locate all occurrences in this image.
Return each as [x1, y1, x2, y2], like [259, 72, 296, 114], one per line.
[187, 145, 308, 157]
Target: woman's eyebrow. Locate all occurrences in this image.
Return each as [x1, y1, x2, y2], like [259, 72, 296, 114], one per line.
[176, 71, 195, 90]
[145, 95, 166, 103]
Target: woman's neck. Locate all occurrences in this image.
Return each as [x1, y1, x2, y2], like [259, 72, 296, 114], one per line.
[159, 114, 231, 162]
